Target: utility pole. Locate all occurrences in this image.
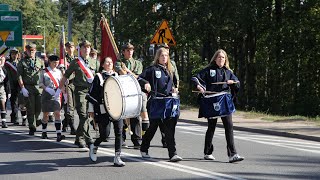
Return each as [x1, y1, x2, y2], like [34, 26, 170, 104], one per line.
[68, 0, 72, 41]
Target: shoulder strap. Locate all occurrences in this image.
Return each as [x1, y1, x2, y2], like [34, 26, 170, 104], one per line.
[44, 68, 59, 88]
[96, 73, 104, 86]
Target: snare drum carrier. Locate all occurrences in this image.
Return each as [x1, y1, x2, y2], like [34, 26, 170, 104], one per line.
[198, 68, 236, 118]
[146, 67, 180, 120]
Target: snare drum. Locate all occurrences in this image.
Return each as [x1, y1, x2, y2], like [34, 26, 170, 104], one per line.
[103, 74, 142, 120]
[198, 92, 235, 118]
[148, 96, 180, 120]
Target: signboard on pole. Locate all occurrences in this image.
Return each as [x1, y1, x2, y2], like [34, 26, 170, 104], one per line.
[150, 20, 176, 46]
[0, 11, 22, 47]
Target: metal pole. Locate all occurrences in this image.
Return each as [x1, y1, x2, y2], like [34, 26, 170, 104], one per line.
[68, 0, 72, 41]
[43, 26, 46, 54]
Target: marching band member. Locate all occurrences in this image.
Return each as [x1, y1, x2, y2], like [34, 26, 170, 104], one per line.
[192, 49, 244, 163]
[17, 44, 43, 135]
[39, 55, 64, 141]
[58, 40, 98, 148]
[0, 55, 10, 128]
[87, 57, 125, 167]
[138, 47, 182, 162]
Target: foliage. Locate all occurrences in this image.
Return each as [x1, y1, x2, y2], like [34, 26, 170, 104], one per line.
[1, 0, 320, 117]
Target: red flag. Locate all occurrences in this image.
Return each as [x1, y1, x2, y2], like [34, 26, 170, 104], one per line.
[58, 35, 67, 68]
[100, 15, 119, 63]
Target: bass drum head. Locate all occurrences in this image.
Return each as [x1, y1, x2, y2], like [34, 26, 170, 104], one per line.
[103, 76, 123, 120]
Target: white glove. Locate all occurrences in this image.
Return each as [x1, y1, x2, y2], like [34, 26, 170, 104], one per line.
[45, 87, 55, 96]
[7, 94, 11, 99]
[87, 77, 94, 83]
[21, 87, 29, 97]
[54, 88, 61, 100]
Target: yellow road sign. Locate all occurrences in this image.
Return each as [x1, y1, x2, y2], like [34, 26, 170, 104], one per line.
[150, 20, 176, 46]
[0, 31, 11, 42]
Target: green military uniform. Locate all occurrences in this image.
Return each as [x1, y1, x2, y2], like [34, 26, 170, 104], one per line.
[17, 54, 43, 132]
[62, 53, 76, 133]
[4, 56, 20, 123]
[114, 57, 143, 75]
[64, 54, 99, 145]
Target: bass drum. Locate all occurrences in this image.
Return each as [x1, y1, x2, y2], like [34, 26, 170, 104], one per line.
[103, 74, 142, 120]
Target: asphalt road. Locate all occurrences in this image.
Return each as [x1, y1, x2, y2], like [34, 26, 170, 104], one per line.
[0, 118, 319, 180]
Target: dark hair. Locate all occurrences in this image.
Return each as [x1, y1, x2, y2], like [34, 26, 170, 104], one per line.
[98, 57, 114, 72]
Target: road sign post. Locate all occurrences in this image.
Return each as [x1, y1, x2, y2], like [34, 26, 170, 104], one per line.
[0, 10, 22, 47]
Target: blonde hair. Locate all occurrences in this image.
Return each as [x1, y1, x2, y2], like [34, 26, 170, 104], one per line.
[208, 49, 231, 70]
[153, 47, 174, 77]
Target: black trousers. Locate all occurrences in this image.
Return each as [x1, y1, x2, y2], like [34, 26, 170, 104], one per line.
[140, 117, 178, 158]
[94, 114, 123, 152]
[204, 115, 237, 157]
[8, 88, 19, 122]
[122, 117, 141, 145]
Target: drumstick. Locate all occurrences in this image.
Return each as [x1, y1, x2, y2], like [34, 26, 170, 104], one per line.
[211, 81, 239, 85]
[192, 90, 219, 94]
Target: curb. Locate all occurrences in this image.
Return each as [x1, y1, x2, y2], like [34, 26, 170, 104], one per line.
[179, 119, 320, 143]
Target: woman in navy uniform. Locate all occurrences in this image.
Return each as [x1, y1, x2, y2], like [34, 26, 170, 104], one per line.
[39, 55, 65, 142]
[0, 56, 10, 128]
[192, 49, 244, 163]
[138, 47, 182, 162]
[87, 57, 125, 167]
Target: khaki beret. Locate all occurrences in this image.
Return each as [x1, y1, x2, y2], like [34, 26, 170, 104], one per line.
[25, 43, 36, 50]
[79, 40, 91, 47]
[122, 42, 134, 50]
[65, 41, 75, 47]
[90, 48, 98, 54]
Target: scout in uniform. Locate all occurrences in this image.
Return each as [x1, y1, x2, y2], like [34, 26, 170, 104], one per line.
[39, 55, 65, 141]
[17, 44, 43, 135]
[60, 41, 76, 135]
[0, 56, 10, 128]
[114, 42, 146, 149]
[4, 48, 22, 125]
[58, 40, 99, 148]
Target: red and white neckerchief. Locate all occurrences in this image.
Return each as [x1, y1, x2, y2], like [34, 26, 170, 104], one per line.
[76, 57, 94, 83]
[5, 61, 17, 74]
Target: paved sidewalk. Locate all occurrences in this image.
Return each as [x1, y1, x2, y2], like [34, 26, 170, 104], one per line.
[179, 109, 320, 142]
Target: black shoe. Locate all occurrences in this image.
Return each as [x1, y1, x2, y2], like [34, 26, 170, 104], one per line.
[70, 126, 76, 135]
[41, 132, 48, 139]
[48, 115, 54, 122]
[2, 121, 8, 128]
[22, 119, 27, 126]
[74, 141, 86, 148]
[57, 134, 65, 142]
[36, 119, 42, 127]
[29, 128, 36, 135]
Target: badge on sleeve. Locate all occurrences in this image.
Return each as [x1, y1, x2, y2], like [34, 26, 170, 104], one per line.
[210, 70, 216, 77]
[155, 71, 161, 79]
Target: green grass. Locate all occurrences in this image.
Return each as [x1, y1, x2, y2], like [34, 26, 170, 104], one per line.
[240, 110, 320, 124]
[180, 104, 320, 125]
